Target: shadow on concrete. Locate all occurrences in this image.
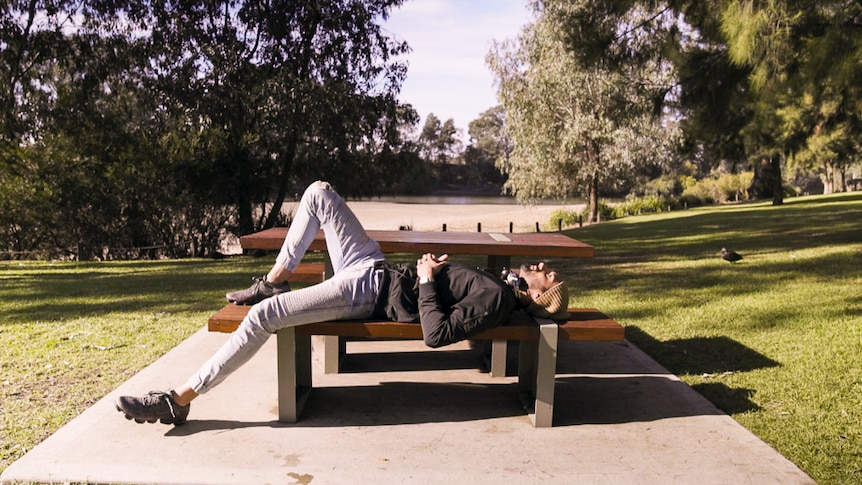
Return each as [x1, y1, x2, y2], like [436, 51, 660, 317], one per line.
[167, 372, 740, 433]
[339, 348, 487, 373]
[165, 333, 768, 433]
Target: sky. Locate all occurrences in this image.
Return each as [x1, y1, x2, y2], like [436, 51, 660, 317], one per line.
[381, 0, 533, 133]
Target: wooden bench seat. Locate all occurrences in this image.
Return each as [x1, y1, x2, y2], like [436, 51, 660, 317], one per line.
[209, 304, 623, 341]
[207, 304, 624, 427]
[282, 262, 326, 283]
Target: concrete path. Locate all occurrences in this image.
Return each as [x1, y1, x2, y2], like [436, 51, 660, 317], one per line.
[2, 328, 814, 484]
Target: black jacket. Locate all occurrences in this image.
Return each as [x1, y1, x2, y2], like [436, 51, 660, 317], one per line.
[375, 262, 518, 348]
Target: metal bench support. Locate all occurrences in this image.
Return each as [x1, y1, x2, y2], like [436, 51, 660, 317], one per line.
[517, 321, 558, 427]
[276, 327, 312, 423]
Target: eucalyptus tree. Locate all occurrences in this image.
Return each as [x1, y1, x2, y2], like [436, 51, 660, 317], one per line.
[0, 0, 411, 258]
[488, 1, 679, 221]
[0, 2, 75, 255]
[0, 1, 157, 257]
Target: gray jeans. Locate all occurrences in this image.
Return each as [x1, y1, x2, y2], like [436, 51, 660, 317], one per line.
[187, 181, 385, 394]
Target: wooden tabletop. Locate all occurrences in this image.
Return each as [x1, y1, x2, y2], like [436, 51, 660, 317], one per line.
[240, 228, 594, 258]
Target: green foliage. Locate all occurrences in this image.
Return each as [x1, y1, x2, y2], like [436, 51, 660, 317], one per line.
[418, 114, 462, 164]
[579, 200, 617, 222]
[612, 195, 671, 218]
[682, 172, 754, 205]
[548, 208, 581, 229]
[718, 0, 862, 197]
[0, 1, 413, 258]
[487, 1, 681, 222]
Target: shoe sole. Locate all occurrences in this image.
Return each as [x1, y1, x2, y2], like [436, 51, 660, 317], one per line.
[116, 404, 186, 426]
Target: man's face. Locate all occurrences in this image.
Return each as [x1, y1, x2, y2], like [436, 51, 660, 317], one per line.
[518, 262, 559, 300]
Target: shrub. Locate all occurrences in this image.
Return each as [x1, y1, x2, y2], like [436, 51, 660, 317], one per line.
[579, 200, 616, 222]
[681, 172, 753, 204]
[613, 195, 671, 218]
[548, 208, 580, 229]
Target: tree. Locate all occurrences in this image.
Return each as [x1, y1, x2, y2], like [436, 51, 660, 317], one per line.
[0, 0, 413, 259]
[468, 106, 513, 167]
[488, 1, 679, 221]
[417, 113, 462, 164]
[145, 0, 410, 235]
[720, 0, 862, 200]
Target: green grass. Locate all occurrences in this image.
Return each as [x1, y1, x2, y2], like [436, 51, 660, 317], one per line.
[0, 256, 307, 473]
[1, 193, 861, 483]
[552, 192, 862, 484]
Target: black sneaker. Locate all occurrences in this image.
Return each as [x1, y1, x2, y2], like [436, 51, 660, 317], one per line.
[115, 391, 190, 425]
[225, 276, 291, 305]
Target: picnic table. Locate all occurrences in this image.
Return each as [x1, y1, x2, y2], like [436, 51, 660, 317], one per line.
[238, 228, 595, 374]
[210, 227, 618, 426]
[241, 228, 595, 271]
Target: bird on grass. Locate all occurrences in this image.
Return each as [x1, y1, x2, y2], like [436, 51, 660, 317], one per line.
[720, 247, 743, 263]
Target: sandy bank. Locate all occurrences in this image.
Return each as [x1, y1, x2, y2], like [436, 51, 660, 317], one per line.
[292, 200, 585, 233]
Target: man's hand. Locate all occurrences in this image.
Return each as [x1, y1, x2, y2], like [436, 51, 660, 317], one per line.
[416, 253, 448, 280]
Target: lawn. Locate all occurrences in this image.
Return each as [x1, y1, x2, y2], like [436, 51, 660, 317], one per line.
[1, 192, 860, 484]
[555, 192, 862, 484]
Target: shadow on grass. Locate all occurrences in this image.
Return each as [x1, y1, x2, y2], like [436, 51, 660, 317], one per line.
[625, 326, 780, 375]
[571, 193, 862, 260]
[689, 383, 760, 415]
[0, 258, 295, 324]
[625, 326, 774, 415]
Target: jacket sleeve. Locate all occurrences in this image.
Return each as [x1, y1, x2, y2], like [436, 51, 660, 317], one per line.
[417, 281, 515, 348]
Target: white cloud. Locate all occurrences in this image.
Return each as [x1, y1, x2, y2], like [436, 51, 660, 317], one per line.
[383, 0, 531, 133]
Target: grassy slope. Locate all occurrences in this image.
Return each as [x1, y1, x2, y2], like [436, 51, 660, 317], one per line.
[553, 192, 862, 484]
[1, 193, 860, 483]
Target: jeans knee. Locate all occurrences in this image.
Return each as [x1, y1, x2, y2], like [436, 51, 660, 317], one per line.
[300, 180, 335, 206]
[310, 180, 332, 192]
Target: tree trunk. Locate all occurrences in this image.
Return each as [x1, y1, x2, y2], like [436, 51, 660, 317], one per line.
[822, 160, 834, 194]
[839, 165, 847, 193]
[263, 133, 299, 230]
[589, 173, 599, 223]
[236, 148, 254, 236]
[771, 155, 783, 206]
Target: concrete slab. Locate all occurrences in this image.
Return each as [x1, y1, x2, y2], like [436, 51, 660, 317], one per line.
[2, 327, 814, 485]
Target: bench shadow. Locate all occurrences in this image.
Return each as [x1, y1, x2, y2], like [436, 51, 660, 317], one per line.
[338, 348, 488, 373]
[624, 326, 781, 376]
[167, 332, 771, 434]
[167, 376, 752, 433]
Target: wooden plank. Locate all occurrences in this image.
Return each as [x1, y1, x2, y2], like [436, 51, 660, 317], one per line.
[208, 304, 624, 342]
[240, 228, 595, 259]
[287, 263, 326, 283]
[558, 310, 626, 341]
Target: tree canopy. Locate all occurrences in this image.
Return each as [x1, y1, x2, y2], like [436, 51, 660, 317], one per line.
[0, 0, 412, 258]
[2, 0, 860, 259]
[488, 0, 680, 221]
